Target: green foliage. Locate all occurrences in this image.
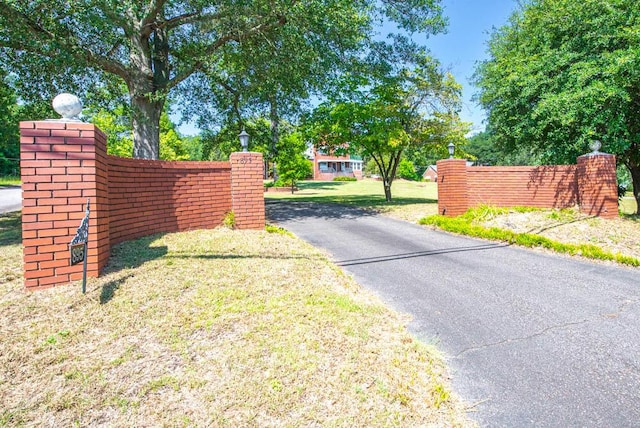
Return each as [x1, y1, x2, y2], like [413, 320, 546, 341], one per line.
[200, 117, 274, 161]
[304, 53, 465, 201]
[465, 131, 538, 166]
[89, 106, 133, 157]
[0, 176, 20, 186]
[397, 159, 419, 181]
[420, 210, 640, 267]
[333, 176, 357, 182]
[0, 0, 448, 160]
[222, 212, 236, 229]
[0, 70, 18, 176]
[88, 106, 191, 160]
[474, 0, 640, 213]
[274, 132, 313, 187]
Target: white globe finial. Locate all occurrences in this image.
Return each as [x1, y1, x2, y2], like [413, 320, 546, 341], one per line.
[589, 140, 602, 154]
[52, 93, 83, 121]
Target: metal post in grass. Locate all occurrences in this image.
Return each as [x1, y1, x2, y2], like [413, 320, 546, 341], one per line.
[69, 199, 90, 294]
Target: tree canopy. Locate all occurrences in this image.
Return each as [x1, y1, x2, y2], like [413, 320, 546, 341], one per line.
[304, 53, 464, 201]
[474, 0, 640, 213]
[0, 0, 446, 160]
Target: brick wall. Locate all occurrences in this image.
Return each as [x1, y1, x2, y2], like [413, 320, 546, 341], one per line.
[437, 154, 617, 218]
[436, 159, 468, 216]
[230, 152, 265, 229]
[108, 158, 232, 245]
[20, 121, 264, 290]
[467, 165, 578, 208]
[577, 154, 618, 219]
[20, 121, 109, 289]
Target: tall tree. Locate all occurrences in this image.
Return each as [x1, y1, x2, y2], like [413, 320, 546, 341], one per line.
[0, 70, 19, 176]
[304, 54, 463, 201]
[475, 0, 640, 214]
[0, 0, 446, 160]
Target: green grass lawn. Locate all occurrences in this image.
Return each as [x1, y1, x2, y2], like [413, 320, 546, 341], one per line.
[265, 179, 437, 206]
[266, 179, 440, 222]
[620, 193, 638, 216]
[0, 213, 473, 427]
[0, 175, 20, 186]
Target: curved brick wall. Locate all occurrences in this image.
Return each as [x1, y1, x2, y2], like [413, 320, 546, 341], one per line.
[107, 157, 232, 245]
[20, 121, 264, 290]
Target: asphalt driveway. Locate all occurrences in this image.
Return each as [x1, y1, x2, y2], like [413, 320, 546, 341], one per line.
[267, 201, 640, 427]
[0, 186, 22, 214]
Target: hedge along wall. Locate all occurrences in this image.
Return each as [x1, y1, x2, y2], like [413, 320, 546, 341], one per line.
[20, 121, 265, 290]
[437, 153, 618, 219]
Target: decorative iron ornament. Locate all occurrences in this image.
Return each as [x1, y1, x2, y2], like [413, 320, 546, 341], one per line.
[69, 199, 90, 295]
[70, 199, 90, 247]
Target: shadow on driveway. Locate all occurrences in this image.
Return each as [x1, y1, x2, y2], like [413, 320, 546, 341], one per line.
[266, 200, 379, 222]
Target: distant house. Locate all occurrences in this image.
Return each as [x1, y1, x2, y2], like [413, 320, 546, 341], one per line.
[310, 147, 363, 181]
[422, 165, 437, 182]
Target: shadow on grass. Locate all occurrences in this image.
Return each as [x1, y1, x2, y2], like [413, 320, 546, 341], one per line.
[164, 252, 323, 261]
[99, 234, 169, 303]
[621, 213, 639, 222]
[0, 212, 21, 247]
[99, 273, 135, 304]
[104, 234, 169, 273]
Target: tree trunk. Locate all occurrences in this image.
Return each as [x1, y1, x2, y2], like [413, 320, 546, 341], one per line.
[131, 95, 164, 159]
[383, 179, 392, 202]
[629, 162, 640, 215]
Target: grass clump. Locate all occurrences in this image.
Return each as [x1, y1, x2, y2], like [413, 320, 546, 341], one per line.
[0, 175, 20, 186]
[0, 216, 473, 427]
[420, 206, 640, 268]
[222, 211, 235, 229]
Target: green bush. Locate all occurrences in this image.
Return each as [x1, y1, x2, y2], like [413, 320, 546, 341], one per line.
[397, 159, 419, 181]
[333, 176, 357, 182]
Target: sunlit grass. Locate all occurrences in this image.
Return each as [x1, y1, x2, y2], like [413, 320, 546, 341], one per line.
[0, 175, 20, 186]
[420, 206, 640, 267]
[0, 214, 473, 427]
[620, 194, 637, 216]
[266, 179, 439, 222]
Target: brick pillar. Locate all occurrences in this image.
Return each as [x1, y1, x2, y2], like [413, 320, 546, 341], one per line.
[436, 159, 469, 217]
[230, 152, 265, 229]
[577, 153, 618, 219]
[20, 121, 110, 290]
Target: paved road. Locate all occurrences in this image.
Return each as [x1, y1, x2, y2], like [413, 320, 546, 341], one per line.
[267, 201, 640, 427]
[0, 186, 21, 214]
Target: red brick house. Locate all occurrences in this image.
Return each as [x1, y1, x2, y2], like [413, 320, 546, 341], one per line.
[422, 165, 438, 181]
[311, 147, 363, 180]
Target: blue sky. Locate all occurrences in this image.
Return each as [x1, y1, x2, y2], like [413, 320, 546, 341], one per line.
[178, 1, 519, 136]
[419, 0, 519, 134]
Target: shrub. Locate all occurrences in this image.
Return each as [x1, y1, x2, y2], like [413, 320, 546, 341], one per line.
[333, 176, 357, 182]
[222, 211, 235, 229]
[397, 159, 419, 181]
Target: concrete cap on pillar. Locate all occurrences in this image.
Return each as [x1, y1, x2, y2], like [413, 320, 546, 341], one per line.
[51, 93, 83, 122]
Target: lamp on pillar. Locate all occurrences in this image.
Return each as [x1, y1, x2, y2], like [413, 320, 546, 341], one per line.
[238, 129, 250, 152]
[448, 142, 455, 159]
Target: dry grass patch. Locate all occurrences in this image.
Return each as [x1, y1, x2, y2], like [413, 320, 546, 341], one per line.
[481, 208, 640, 261]
[0, 215, 473, 427]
